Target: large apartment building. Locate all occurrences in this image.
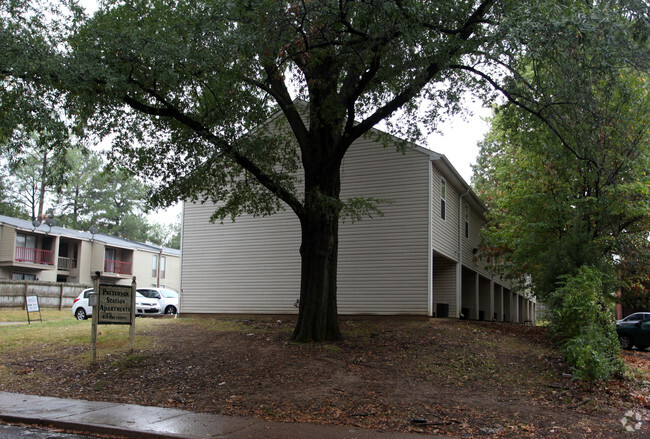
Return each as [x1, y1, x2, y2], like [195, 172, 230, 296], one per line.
[0, 215, 179, 290]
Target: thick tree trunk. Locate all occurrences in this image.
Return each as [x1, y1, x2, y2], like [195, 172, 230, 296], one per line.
[37, 150, 48, 220]
[291, 164, 343, 342]
[292, 208, 342, 342]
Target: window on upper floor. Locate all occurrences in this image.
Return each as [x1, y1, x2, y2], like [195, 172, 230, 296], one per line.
[16, 233, 37, 250]
[160, 256, 166, 279]
[152, 254, 158, 278]
[440, 178, 446, 221]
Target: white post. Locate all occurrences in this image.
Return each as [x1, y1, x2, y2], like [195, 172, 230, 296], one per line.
[91, 272, 100, 364]
[129, 277, 136, 352]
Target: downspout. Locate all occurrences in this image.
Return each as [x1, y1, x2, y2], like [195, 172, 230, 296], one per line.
[457, 189, 470, 318]
[156, 247, 162, 288]
[427, 160, 433, 317]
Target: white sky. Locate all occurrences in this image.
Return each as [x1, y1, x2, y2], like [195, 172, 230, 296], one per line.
[78, 0, 490, 224]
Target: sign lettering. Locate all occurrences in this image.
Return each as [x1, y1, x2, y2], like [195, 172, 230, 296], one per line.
[97, 284, 133, 325]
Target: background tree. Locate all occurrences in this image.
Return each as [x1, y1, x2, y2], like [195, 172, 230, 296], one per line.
[147, 215, 181, 249]
[0, 167, 27, 218]
[472, 62, 648, 381]
[5, 0, 648, 341]
[54, 147, 104, 229]
[473, 70, 649, 302]
[85, 168, 148, 235]
[4, 135, 75, 220]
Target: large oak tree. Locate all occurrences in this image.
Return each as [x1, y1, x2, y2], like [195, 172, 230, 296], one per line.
[3, 0, 647, 341]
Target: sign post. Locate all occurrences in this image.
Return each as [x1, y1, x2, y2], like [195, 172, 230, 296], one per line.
[25, 295, 42, 324]
[129, 277, 136, 352]
[90, 272, 100, 364]
[89, 272, 137, 364]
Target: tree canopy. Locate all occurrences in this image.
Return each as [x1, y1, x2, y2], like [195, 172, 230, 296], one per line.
[3, 0, 648, 341]
[474, 66, 649, 301]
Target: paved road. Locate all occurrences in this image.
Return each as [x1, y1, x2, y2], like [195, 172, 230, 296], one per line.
[0, 423, 97, 438]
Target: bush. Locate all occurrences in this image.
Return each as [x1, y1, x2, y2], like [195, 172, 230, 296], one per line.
[547, 266, 624, 381]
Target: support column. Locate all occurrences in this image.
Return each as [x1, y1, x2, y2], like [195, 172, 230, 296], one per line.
[489, 280, 495, 321]
[474, 272, 479, 321]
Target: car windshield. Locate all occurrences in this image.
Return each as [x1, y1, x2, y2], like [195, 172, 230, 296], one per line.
[623, 313, 645, 321]
[161, 289, 178, 298]
[138, 290, 160, 299]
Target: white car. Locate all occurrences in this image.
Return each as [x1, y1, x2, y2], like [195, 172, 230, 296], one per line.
[72, 288, 160, 320]
[72, 288, 94, 320]
[137, 288, 179, 315]
[135, 292, 161, 315]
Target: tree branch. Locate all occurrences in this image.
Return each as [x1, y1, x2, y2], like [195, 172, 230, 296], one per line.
[449, 63, 601, 170]
[122, 92, 304, 217]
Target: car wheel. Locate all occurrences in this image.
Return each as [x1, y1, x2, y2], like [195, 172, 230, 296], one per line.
[75, 308, 87, 320]
[619, 335, 633, 350]
[165, 305, 177, 315]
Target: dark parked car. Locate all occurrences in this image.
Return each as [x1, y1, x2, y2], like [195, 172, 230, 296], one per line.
[617, 318, 650, 350]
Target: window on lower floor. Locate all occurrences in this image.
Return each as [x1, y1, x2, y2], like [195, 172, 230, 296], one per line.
[12, 273, 36, 281]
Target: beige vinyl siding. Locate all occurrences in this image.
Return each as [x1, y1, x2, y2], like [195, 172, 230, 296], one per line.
[0, 226, 16, 264]
[132, 250, 156, 288]
[431, 168, 459, 260]
[461, 211, 483, 269]
[161, 252, 180, 291]
[181, 136, 431, 315]
[129, 249, 180, 291]
[337, 138, 430, 315]
[181, 203, 301, 314]
[77, 241, 93, 284]
[38, 266, 57, 282]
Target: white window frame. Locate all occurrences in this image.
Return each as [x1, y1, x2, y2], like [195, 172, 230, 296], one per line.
[152, 254, 158, 278]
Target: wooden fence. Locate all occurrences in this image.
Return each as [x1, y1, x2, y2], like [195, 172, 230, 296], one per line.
[0, 280, 91, 310]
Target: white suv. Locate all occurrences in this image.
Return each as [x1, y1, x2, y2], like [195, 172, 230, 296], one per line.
[137, 288, 180, 315]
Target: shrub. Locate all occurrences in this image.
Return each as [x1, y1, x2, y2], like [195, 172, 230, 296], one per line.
[547, 266, 624, 381]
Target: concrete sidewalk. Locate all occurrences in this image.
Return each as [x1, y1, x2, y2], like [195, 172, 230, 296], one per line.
[0, 391, 444, 438]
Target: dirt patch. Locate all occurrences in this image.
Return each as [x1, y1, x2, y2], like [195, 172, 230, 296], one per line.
[1, 318, 649, 437]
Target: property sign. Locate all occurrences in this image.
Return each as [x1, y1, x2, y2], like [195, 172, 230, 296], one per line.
[25, 295, 39, 313]
[25, 295, 42, 324]
[97, 284, 133, 325]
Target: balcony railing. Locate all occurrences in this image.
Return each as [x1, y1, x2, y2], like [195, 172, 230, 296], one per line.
[104, 259, 132, 275]
[15, 247, 54, 265]
[57, 257, 77, 271]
